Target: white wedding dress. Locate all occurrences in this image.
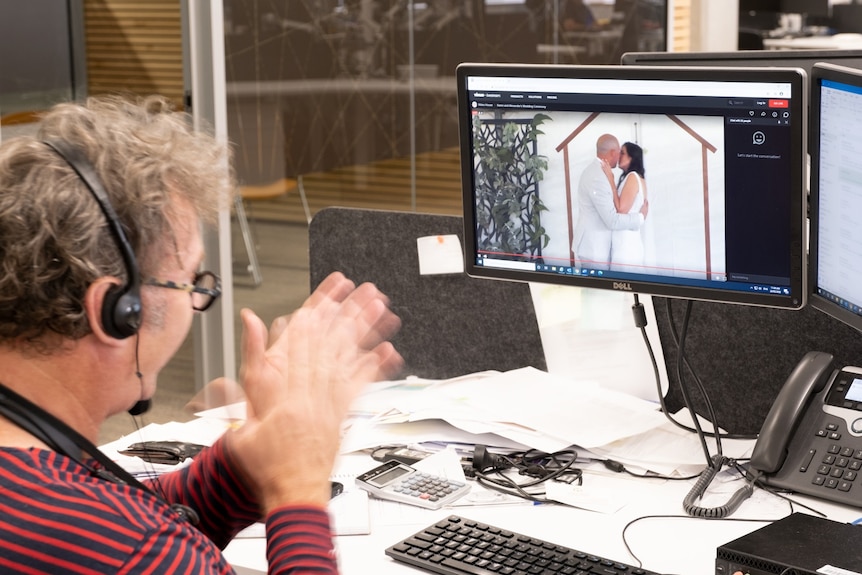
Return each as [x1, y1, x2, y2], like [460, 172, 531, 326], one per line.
[610, 172, 645, 274]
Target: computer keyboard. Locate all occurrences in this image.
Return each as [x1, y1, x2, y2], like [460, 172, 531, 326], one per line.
[385, 515, 662, 575]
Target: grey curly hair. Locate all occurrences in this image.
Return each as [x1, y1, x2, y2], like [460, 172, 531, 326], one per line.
[0, 95, 234, 352]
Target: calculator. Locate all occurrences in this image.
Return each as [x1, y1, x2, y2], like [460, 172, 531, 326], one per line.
[355, 460, 470, 509]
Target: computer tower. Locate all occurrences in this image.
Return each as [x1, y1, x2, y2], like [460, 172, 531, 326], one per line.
[715, 513, 862, 575]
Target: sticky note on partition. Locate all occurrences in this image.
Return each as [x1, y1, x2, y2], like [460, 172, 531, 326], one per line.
[416, 234, 464, 275]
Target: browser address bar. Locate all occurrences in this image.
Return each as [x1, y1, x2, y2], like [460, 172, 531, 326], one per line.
[466, 76, 793, 99]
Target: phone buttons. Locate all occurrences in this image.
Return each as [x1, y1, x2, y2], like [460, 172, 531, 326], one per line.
[851, 417, 862, 434]
[799, 449, 816, 472]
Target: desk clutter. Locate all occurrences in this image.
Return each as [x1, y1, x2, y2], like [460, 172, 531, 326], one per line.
[101, 365, 862, 575]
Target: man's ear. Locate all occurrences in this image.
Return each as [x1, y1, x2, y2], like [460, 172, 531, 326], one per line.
[84, 277, 125, 345]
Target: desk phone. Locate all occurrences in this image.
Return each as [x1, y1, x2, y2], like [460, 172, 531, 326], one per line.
[750, 352, 862, 507]
[356, 460, 469, 510]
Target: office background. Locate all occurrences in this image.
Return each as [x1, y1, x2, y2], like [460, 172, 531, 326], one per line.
[3, 0, 853, 444]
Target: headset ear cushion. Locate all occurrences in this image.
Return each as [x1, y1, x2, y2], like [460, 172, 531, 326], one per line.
[101, 284, 142, 340]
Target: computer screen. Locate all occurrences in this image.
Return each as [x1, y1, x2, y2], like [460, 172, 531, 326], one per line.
[457, 63, 807, 309]
[808, 62, 862, 331]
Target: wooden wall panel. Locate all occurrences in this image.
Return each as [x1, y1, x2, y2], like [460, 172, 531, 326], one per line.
[672, 0, 692, 52]
[83, 0, 184, 107]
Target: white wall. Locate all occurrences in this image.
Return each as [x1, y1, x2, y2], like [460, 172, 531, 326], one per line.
[689, 0, 739, 52]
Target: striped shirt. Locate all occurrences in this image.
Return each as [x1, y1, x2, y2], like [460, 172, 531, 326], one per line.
[0, 437, 338, 574]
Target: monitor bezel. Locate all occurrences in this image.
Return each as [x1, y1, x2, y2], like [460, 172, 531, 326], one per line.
[808, 62, 862, 331]
[457, 63, 808, 309]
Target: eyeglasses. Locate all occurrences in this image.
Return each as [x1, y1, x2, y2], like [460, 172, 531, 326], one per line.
[144, 271, 221, 312]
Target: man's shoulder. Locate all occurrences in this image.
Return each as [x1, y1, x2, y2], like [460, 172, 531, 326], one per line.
[0, 447, 169, 529]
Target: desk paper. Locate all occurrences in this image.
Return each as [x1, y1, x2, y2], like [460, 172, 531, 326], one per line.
[344, 367, 668, 454]
[416, 234, 463, 275]
[545, 473, 635, 514]
[236, 490, 370, 537]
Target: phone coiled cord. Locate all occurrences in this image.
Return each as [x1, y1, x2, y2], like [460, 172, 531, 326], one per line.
[683, 454, 755, 518]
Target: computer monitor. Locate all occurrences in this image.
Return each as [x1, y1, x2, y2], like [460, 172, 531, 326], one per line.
[808, 62, 862, 332]
[457, 63, 807, 309]
[832, 5, 862, 34]
[739, 0, 781, 31]
[739, 0, 780, 10]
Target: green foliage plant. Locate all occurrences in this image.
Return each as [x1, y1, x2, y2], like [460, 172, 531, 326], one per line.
[471, 112, 551, 262]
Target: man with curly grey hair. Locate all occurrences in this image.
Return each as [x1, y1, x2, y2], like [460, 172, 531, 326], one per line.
[0, 95, 403, 573]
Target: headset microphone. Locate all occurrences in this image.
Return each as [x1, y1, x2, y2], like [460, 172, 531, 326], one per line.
[128, 399, 151, 416]
[128, 340, 151, 416]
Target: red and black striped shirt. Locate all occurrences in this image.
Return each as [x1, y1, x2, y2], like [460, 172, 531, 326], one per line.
[0, 437, 338, 574]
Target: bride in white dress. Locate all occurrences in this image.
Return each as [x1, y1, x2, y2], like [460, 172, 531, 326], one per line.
[601, 142, 647, 274]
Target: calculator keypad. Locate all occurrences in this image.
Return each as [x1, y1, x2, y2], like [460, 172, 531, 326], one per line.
[393, 472, 465, 502]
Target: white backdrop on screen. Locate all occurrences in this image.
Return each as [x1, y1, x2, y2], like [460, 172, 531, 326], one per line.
[486, 110, 727, 280]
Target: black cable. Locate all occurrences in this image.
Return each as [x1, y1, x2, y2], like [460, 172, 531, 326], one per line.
[661, 298, 757, 441]
[634, 295, 757, 444]
[633, 296, 762, 517]
[683, 455, 754, 518]
[674, 300, 715, 464]
[581, 456, 700, 481]
[469, 448, 583, 503]
[620, 513, 775, 571]
[741, 462, 828, 518]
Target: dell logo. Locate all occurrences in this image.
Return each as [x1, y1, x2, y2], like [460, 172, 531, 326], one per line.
[613, 282, 633, 291]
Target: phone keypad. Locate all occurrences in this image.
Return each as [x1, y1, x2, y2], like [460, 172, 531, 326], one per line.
[811, 440, 862, 492]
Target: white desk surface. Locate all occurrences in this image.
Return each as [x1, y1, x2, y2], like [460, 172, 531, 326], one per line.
[152, 290, 860, 574]
[223, 451, 862, 575]
[763, 33, 862, 51]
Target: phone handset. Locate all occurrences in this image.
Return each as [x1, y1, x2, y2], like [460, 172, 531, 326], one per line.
[748, 351, 835, 476]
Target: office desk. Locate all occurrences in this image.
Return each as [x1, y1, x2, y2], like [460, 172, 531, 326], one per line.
[223, 452, 862, 575]
[561, 28, 623, 59]
[536, 43, 587, 64]
[764, 34, 862, 51]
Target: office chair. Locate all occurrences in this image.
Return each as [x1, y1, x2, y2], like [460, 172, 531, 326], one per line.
[652, 296, 862, 436]
[234, 177, 310, 286]
[738, 29, 765, 50]
[308, 207, 547, 379]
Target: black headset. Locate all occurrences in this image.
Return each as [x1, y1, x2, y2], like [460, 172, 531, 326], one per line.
[43, 139, 142, 340]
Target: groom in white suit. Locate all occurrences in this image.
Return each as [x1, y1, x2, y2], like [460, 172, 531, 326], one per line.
[572, 134, 648, 270]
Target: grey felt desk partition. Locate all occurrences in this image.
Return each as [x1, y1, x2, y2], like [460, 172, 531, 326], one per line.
[308, 207, 862, 436]
[653, 296, 862, 437]
[308, 207, 546, 380]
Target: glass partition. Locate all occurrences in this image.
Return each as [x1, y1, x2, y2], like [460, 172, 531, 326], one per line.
[222, 0, 669, 229]
[0, 0, 86, 119]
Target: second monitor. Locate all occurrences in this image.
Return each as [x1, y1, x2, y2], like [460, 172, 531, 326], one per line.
[457, 63, 807, 309]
